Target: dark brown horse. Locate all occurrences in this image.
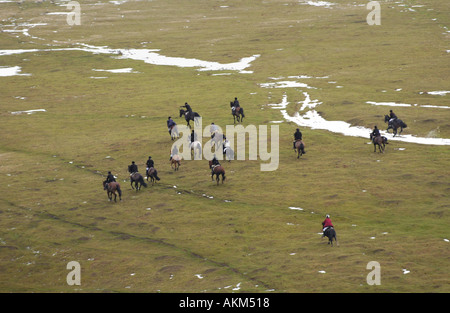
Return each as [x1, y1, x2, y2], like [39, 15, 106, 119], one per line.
[230, 102, 245, 124]
[103, 181, 122, 202]
[294, 139, 305, 159]
[170, 154, 181, 171]
[209, 161, 226, 185]
[370, 133, 388, 153]
[146, 167, 161, 184]
[384, 115, 407, 137]
[130, 172, 147, 190]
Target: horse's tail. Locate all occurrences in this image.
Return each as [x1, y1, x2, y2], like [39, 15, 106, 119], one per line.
[140, 177, 148, 188]
[241, 108, 245, 117]
[117, 184, 122, 197]
[154, 170, 161, 181]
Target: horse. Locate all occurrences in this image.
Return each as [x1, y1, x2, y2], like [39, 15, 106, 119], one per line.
[230, 102, 245, 124]
[294, 139, 305, 159]
[209, 161, 226, 185]
[130, 172, 147, 190]
[190, 140, 202, 159]
[370, 133, 388, 153]
[170, 154, 181, 171]
[179, 109, 201, 128]
[384, 115, 407, 137]
[146, 167, 161, 184]
[169, 124, 179, 140]
[323, 227, 338, 246]
[103, 181, 122, 202]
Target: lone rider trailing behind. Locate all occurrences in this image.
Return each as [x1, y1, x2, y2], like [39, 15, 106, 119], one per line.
[322, 214, 334, 237]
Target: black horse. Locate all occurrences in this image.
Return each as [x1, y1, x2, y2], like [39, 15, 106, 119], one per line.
[370, 133, 388, 153]
[180, 109, 201, 128]
[323, 227, 337, 246]
[384, 115, 407, 137]
[230, 102, 245, 124]
[130, 172, 147, 190]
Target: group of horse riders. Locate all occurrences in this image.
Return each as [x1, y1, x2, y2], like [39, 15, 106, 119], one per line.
[103, 156, 155, 188]
[102, 98, 338, 238]
[371, 109, 399, 143]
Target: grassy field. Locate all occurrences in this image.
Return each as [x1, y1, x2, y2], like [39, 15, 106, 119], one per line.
[0, 0, 449, 293]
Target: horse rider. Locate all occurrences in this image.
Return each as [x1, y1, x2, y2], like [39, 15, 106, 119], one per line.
[103, 171, 116, 190]
[371, 125, 381, 143]
[222, 138, 230, 155]
[146, 156, 154, 173]
[211, 154, 220, 174]
[321, 214, 334, 238]
[293, 128, 306, 154]
[190, 129, 197, 144]
[167, 116, 176, 134]
[181, 102, 193, 119]
[128, 161, 138, 176]
[231, 97, 240, 114]
[210, 122, 219, 138]
[388, 110, 398, 123]
[170, 146, 178, 161]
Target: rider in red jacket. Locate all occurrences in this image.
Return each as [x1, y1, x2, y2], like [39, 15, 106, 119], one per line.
[322, 215, 334, 237]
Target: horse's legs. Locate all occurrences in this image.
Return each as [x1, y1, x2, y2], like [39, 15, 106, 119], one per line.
[130, 180, 134, 190]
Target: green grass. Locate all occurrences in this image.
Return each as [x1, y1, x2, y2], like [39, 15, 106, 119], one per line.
[0, 0, 449, 293]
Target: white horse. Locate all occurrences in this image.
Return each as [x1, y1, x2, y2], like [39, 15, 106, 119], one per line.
[190, 140, 202, 159]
